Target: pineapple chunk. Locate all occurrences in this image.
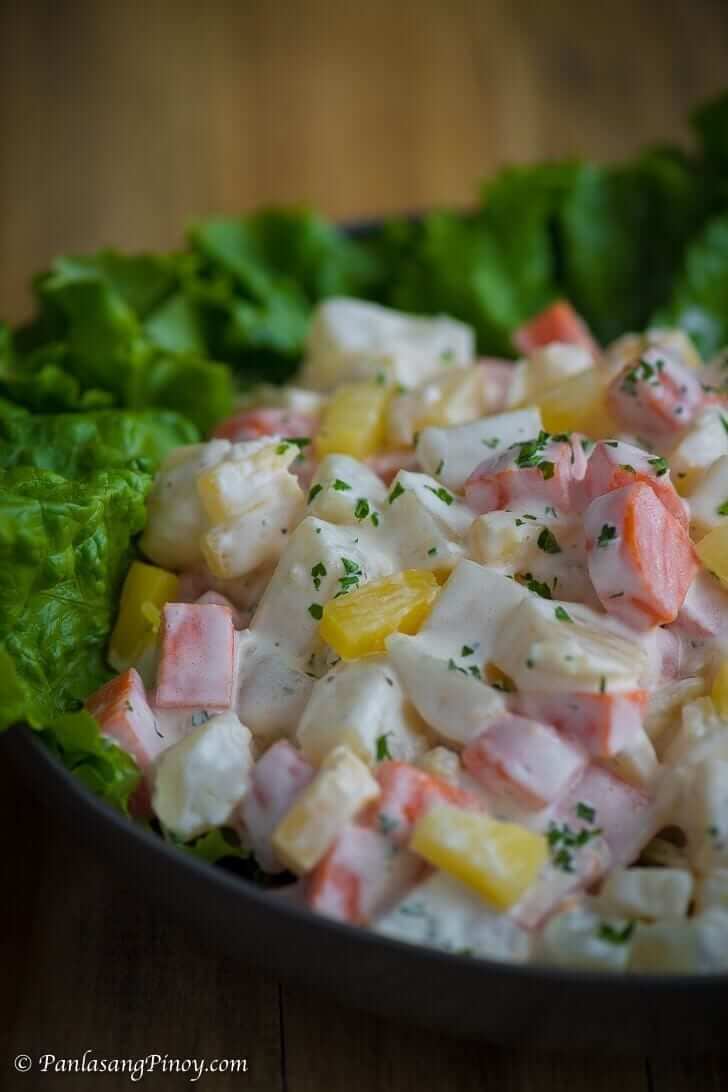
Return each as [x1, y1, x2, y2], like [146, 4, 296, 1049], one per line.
[712, 661, 728, 718]
[197, 438, 298, 523]
[511, 343, 593, 407]
[109, 561, 179, 671]
[689, 455, 728, 540]
[537, 367, 617, 437]
[272, 745, 380, 874]
[201, 474, 303, 579]
[387, 366, 486, 448]
[320, 570, 439, 660]
[315, 382, 390, 460]
[410, 804, 547, 909]
[696, 525, 728, 588]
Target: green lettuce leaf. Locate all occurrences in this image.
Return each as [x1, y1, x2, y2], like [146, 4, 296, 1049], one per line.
[692, 90, 728, 187]
[0, 399, 197, 477]
[652, 213, 728, 358]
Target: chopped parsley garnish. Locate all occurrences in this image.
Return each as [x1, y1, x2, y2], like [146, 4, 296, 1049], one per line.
[619, 463, 636, 474]
[537, 527, 561, 554]
[538, 460, 555, 480]
[370, 511, 380, 527]
[482, 436, 499, 449]
[426, 485, 454, 505]
[513, 431, 550, 468]
[717, 500, 728, 517]
[376, 732, 393, 761]
[621, 357, 660, 394]
[435, 459, 444, 474]
[581, 438, 594, 453]
[515, 572, 552, 599]
[576, 802, 596, 822]
[599, 676, 607, 693]
[333, 478, 352, 492]
[604, 440, 619, 448]
[555, 606, 573, 622]
[191, 710, 210, 727]
[721, 415, 728, 437]
[308, 603, 323, 620]
[648, 456, 669, 477]
[308, 483, 323, 503]
[286, 436, 311, 449]
[311, 561, 327, 590]
[335, 557, 362, 596]
[427, 546, 437, 556]
[544, 505, 557, 517]
[468, 665, 482, 679]
[461, 645, 474, 657]
[354, 498, 370, 520]
[597, 523, 617, 548]
[598, 921, 635, 944]
[447, 658, 467, 676]
[547, 815, 603, 872]
[388, 481, 405, 504]
[275, 441, 292, 454]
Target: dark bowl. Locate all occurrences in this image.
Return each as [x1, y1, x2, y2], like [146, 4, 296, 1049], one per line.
[5, 723, 727, 1054]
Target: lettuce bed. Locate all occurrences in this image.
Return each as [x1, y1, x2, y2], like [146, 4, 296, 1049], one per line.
[1, 91, 727, 843]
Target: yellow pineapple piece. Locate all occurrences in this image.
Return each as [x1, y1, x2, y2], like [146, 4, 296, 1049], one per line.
[712, 661, 728, 718]
[315, 383, 390, 460]
[410, 804, 548, 909]
[272, 745, 380, 874]
[536, 367, 617, 438]
[319, 570, 439, 660]
[109, 562, 179, 671]
[696, 526, 728, 588]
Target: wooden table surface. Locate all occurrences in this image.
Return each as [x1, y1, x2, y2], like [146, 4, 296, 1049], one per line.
[2, 2, 728, 1088]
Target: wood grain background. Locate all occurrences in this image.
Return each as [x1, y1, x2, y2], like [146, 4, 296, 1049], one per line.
[2, 1, 728, 1088]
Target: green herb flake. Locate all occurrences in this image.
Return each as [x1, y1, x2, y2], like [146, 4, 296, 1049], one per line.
[461, 645, 474, 657]
[435, 459, 444, 475]
[388, 481, 405, 504]
[482, 437, 500, 449]
[598, 921, 635, 944]
[308, 483, 323, 503]
[538, 460, 555, 480]
[332, 478, 352, 492]
[717, 500, 728, 517]
[308, 603, 323, 620]
[597, 523, 617, 548]
[648, 456, 669, 477]
[311, 561, 327, 590]
[427, 546, 438, 556]
[376, 732, 393, 762]
[576, 802, 596, 823]
[354, 497, 370, 520]
[555, 606, 573, 623]
[426, 485, 454, 506]
[537, 527, 561, 554]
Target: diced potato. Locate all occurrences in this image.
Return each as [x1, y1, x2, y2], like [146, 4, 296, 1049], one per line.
[320, 570, 439, 660]
[536, 367, 617, 437]
[410, 804, 548, 909]
[272, 745, 380, 873]
[141, 440, 230, 569]
[468, 510, 545, 568]
[251, 517, 391, 661]
[383, 491, 465, 575]
[687, 455, 728, 540]
[388, 471, 473, 538]
[670, 408, 728, 481]
[494, 595, 648, 694]
[696, 525, 728, 587]
[236, 633, 314, 743]
[302, 298, 474, 391]
[109, 561, 179, 671]
[712, 661, 728, 718]
[374, 872, 531, 962]
[315, 383, 390, 460]
[598, 868, 693, 920]
[387, 366, 486, 447]
[539, 909, 632, 972]
[297, 657, 428, 765]
[629, 919, 698, 972]
[201, 474, 303, 579]
[152, 711, 253, 840]
[416, 408, 542, 492]
[197, 438, 299, 523]
[306, 454, 387, 525]
[387, 633, 505, 746]
[697, 869, 728, 913]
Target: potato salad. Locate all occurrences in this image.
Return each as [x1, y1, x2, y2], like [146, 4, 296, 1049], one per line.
[87, 296, 728, 974]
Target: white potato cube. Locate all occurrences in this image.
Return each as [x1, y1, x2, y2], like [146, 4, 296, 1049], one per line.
[251, 516, 392, 660]
[202, 474, 304, 579]
[494, 595, 647, 694]
[630, 919, 699, 972]
[297, 657, 429, 765]
[387, 633, 505, 746]
[141, 440, 230, 569]
[152, 710, 253, 839]
[539, 909, 632, 972]
[197, 437, 299, 523]
[374, 872, 531, 962]
[306, 454, 387, 525]
[235, 632, 314, 743]
[416, 408, 543, 492]
[389, 470, 473, 538]
[272, 745, 380, 873]
[384, 491, 465, 574]
[302, 298, 474, 391]
[687, 454, 728, 539]
[696, 870, 728, 913]
[670, 407, 728, 480]
[599, 868, 693, 920]
[386, 366, 487, 447]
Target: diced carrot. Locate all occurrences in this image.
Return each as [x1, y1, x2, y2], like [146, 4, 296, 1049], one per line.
[462, 715, 586, 810]
[465, 434, 586, 515]
[361, 761, 480, 846]
[307, 824, 424, 924]
[577, 440, 687, 528]
[86, 668, 161, 817]
[513, 301, 599, 357]
[211, 407, 318, 443]
[155, 603, 235, 709]
[607, 350, 704, 438]
[511, 691, 648, 757]
[584, 483, 698, 630]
